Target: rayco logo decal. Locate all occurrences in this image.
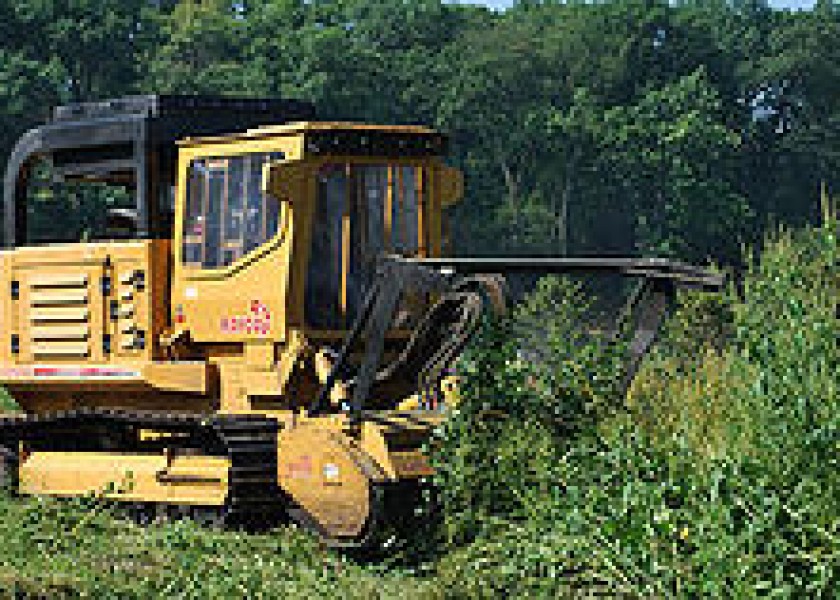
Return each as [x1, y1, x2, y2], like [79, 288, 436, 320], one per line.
[221, 300, 272, 335]
[282, 455, 313, 479]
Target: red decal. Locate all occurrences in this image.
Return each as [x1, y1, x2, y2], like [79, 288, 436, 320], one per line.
[0, 366, 140, 379]
[284, 455, 313, 479]
[220, 300, 272, 336]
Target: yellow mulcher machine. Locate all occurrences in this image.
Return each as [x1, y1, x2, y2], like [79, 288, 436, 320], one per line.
[0, 96, 723, 547]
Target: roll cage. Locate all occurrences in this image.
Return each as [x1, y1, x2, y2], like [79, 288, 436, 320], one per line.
[2, 95, 315, 248]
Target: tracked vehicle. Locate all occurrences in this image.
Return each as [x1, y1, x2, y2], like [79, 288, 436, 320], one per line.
[0, 96, 722, 546]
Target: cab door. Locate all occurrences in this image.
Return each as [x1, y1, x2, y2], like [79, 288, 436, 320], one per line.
[171, 149, 291, 344]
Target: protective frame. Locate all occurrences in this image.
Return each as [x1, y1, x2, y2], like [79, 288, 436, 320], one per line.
[3, 95, 315, 248]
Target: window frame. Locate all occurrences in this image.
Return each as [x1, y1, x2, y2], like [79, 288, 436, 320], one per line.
[304, 159, 435, 331]
[179, 150, 288, 278]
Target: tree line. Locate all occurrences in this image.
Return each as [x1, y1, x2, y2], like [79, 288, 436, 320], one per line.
[1, 0, 838, 263]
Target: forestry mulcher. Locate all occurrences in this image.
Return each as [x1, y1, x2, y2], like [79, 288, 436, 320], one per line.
[0, 96, 722, 546]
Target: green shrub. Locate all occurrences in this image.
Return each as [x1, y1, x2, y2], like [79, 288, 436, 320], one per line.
[0, 387, 18, 412]
[433, 207, 838, 597]
[431, 277, 628, 545]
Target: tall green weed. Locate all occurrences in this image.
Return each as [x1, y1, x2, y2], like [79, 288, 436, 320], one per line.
[432, 207, 838, 597]
[432, 277, 627, 545]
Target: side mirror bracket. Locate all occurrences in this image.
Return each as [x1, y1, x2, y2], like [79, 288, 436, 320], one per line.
[439, 165, 464, 208]
[263, 160, 309, 204]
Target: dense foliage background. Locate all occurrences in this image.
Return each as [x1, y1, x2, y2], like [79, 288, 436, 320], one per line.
[1, 0, 838, 262]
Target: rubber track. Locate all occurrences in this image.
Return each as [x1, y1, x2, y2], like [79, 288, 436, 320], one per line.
[0, 408, 280, 518]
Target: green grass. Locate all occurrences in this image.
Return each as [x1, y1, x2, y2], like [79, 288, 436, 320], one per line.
[0, 495, 440, 599]
[0, 207, 836, 598]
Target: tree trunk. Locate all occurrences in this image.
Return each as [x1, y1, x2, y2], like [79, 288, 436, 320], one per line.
[557, 147, 581, 256]
[498, 154, 521, 248]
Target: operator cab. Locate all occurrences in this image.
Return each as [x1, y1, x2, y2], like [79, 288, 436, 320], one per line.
[306, 161, 426, 329]
[173, 121, 463, 341]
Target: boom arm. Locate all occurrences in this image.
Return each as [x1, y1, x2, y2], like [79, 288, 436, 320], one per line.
[314, 256, 726, 422]
[388, 256, 724, 291]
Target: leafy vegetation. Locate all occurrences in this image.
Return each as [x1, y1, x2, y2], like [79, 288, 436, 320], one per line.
[429, 203, 838, 598]
[0, 388, 16, 412]
[1, 0, 839, 261]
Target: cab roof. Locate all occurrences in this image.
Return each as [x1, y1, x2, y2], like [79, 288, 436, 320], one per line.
[179, 121, 438, 145]
[178, 121, 447, 158]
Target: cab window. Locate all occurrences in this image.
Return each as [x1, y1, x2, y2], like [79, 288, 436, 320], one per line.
[24, 157, 139, 244]
[183, 152, 283, 268]
[306, 163, 426, 329]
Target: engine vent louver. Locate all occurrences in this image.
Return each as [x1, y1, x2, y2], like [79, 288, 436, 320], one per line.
[27, 274, 91, 358]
